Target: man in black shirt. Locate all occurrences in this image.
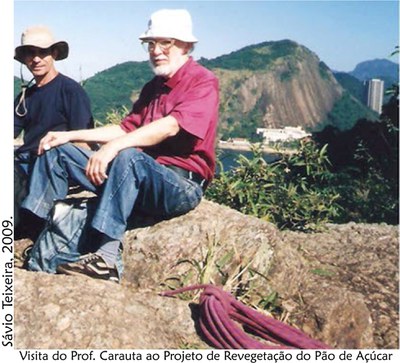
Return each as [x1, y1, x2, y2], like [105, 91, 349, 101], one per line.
[14, 26, 93, 228]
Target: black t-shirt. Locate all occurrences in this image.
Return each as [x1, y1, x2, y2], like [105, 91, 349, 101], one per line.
[14, 73, 93, 154]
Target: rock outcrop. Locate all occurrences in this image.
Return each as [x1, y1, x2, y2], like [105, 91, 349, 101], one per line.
[206, 40, 344, 131]
[14, 200, 398, 349]
[215, 43, 343, 131]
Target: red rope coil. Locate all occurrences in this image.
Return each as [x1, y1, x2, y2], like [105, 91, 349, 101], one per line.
[160, 284, 331, 349]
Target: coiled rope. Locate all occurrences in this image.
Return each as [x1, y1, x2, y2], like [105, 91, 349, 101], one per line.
[160, 284, 330, 349]
[15, 64, 35, 117]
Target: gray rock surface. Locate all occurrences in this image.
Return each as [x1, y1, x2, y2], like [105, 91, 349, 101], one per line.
[14, 200, 398, 349]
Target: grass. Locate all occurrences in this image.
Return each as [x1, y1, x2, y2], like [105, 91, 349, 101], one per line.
[161, 233, 284, 317]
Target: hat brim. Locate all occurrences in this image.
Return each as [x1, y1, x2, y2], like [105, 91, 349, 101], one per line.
[139, 32, 198, 43]
[14, 41, 69, 63]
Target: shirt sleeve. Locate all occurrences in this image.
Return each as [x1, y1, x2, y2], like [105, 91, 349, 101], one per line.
[63, 82, 94, 130]
[169, 75, 219, 140]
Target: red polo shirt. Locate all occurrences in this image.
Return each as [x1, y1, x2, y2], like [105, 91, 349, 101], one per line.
[120, 57, 219, 181]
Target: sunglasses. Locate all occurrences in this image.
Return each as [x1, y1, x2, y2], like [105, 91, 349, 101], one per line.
[22, 47, 53, 59]
[141, 39, 175, 53]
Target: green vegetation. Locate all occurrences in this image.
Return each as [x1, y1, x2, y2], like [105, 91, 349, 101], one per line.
[83, 61, 153, 122]
[318, 61, 331, 81]
[279, 59, 299, 82]
[200, 40, 301, 71]
[96, 105, 130, 127]
[162, 232, 282, 314]
[315, 79, 399, 224]
[206, 141, 341, 232]
[206, 80, 399, 229]
[321, 91, 378, 131]
[333, 72, 366, 102]
[220, 96, 266, 142]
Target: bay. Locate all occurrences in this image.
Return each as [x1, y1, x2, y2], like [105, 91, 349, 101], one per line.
[216, 148, 282, 173]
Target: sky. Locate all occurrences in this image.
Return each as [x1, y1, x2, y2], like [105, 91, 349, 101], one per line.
[12, 0, 400, 82]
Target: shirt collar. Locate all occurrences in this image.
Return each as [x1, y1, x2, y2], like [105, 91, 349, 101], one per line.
[164, 57, 193, 89]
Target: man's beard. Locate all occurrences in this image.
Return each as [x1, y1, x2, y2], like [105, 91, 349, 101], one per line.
[150, 62, 173, 77]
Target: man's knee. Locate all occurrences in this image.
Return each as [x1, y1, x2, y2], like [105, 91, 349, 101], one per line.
[114, 148, 146, 166]
[55, 143, 81, 156]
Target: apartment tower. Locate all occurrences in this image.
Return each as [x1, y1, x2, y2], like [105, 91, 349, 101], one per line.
[367, 79, 385, 113]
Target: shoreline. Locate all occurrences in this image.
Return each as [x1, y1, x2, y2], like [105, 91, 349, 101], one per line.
[217, 142, 295, 154]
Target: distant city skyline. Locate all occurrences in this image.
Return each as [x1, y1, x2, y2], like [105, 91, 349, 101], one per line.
[13, 0, 399, 82]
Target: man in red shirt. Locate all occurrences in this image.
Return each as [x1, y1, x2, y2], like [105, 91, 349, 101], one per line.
[21, 9, 219, 282]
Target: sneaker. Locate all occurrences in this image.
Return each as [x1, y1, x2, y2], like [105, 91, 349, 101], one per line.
[56, 253, 120, 283]
[22, 245, 33, 260]
[21, 245, 33, 270]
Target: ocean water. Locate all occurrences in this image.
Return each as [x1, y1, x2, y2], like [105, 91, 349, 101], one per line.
[216, 148, 282, 173]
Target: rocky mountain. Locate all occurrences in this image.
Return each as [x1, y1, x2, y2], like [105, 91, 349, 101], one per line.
[200, 40, 368, 137]
[82, 40, 375, 138]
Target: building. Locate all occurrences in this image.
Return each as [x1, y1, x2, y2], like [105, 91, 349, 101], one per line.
[256, 126, 311, 144]
[367, 79, 384, 113]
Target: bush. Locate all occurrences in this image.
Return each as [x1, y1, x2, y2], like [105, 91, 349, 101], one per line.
[206, 141, 341, 232]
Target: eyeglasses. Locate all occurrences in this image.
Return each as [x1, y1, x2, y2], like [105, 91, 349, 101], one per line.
[22, 47, 52, 59]
[141, 39, 175, 53]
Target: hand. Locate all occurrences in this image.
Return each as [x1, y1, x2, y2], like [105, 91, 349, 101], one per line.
[86, 142, 119, 186]
[38, 131, 71, 155]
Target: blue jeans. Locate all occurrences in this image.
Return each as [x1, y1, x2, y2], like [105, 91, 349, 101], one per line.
[15, 150, 34, 175]
[14, 151, 35, 228]
[22, 143, 203, 243]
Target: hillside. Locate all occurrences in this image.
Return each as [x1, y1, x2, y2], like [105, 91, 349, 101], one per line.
[83, 61, 153, 121]
[333, 72, 366, 103]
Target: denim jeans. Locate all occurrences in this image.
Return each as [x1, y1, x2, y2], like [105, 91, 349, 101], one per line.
[22, 143, 203, 243]
[15, 150, 34, 175]
[14, 151, 35, 227]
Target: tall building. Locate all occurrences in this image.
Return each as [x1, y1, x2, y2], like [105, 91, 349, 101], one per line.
[367, 79, 385, 113]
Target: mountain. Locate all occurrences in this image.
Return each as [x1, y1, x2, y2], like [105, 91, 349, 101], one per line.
[349, 59, 398, 85]
[199, 40, 376, 137]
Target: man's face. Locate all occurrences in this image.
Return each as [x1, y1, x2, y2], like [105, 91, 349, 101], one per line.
[144, 38, 190, 78]
[22, 46, 56, 77]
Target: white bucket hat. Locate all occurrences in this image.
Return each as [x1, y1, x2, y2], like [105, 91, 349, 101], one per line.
[14, 26, 69, 63]
[139, 9, 198, 43]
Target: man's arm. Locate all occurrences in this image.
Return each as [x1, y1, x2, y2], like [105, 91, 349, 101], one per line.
[85, 115, 180, 185]
[39, 115, 180, 185]
[107, 115, 179, 151]
[38, 125, 126, 155]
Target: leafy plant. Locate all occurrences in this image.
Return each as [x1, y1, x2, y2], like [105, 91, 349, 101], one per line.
[95, 105, 130, 127]
[161, 233, 281, 315]
[206, 141, 341, 232]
